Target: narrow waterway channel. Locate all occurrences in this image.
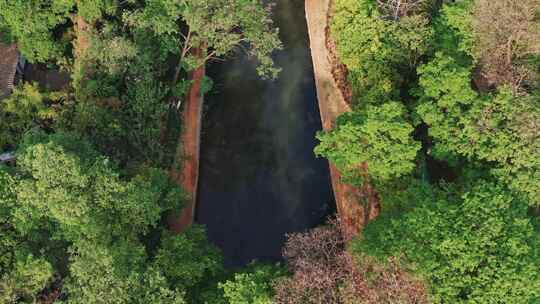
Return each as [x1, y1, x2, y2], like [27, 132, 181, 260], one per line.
[196, 0, 335, 267]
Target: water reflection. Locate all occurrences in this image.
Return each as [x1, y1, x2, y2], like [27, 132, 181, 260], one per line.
[196, 0, 335, 267]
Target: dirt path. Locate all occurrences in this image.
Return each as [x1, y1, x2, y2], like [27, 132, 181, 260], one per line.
[168, 49, 205, 233]
[74, 15, 89, 59]
[305, 0, 378, 239]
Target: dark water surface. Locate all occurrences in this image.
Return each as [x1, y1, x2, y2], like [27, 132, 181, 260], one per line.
[196, 0, 334, 267]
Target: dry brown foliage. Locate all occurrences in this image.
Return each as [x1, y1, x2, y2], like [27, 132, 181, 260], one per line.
[274, 219, 428, 304]
[473, 0, 540, 91]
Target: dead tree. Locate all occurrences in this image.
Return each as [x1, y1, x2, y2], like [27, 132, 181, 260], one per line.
[473, 0, 540, 92]
[274, 218, 428, 304]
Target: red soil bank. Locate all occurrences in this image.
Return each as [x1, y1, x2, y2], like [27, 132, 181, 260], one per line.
[305, 0, 380, 239]
[168, 48, 205, 233]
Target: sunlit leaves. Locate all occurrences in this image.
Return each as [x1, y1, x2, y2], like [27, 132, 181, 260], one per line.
[331, 0, 433, 104]
[0, 83, 61, 150]
[416, 51, 540, 205]
[316, 102, 419, 183]
[358, 182, 540, 303]
[0, 0, 74, 62]
[127, 0, 282, 78]
[220, 264, 285, 304]
[0, 252, 54, 303]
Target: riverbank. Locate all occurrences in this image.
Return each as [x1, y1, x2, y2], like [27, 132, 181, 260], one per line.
[305, 0, 379, 238]
[168, 49, 205, 233]
[169, 0, 375, 240]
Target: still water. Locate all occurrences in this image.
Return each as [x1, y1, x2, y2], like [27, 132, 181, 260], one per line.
[196, 0, 334, 267]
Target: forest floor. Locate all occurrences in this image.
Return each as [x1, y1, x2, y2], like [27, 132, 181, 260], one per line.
[168, 55, 205, 233]
[305, 0, 379, 238]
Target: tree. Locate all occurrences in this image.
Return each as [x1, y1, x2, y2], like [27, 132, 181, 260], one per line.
[0, 133, 228, 302]
[432, 0, 475, 63]
[12, 132, 182, 240]
[472, 0, 540, 90]
[0, 83, 61, 150]
[415, 52, 477, 159]
[66, 12, 177, 168]
[0, 0, 74, 62]
[64, 240, 186, 304]
[76, 0, 117, 22]
[416, 52, 540, 205]
[316, 102, 420, 184]
[375, 0, 435, 21]
[126, 0, 282, 79]
[331, 0, 433, 105]
[0, 252, 54, 303]
[153, 227, 224, 292]
[358, 181, 540, 303]
[219, 264, 285, 304]
[274, 219, 428, 304]
[0, 0, 124, 63]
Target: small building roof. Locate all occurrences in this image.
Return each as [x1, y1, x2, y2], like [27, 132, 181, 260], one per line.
[0, 41, 18, 100]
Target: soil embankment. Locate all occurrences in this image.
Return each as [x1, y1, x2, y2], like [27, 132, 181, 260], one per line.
[74, 15, 89, 59]
[305, 0, 378, 238]
[168, 49, 205, 233]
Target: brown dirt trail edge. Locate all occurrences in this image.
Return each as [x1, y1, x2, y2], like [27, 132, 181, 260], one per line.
[168, 48, 205, 233]
[305, 0, 379, 239]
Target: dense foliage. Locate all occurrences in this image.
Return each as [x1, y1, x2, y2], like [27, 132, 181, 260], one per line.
[0, 0, 73, 62]
[0, 132, 222, 303]
[219, 264, 285, 304]
[0, 83, 62, 150]
[0, 0, 283, 303]
[320, 0, 540, 302]
[126, 0, 282, 78]
[357, 181, 540, 303]
[1, 0, 539, 302]
[316, 103, 419, 183]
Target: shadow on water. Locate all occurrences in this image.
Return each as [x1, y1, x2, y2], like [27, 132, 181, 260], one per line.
[196, 0, 335, 267]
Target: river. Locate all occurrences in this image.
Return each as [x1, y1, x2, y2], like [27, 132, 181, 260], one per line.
[196, 0, 334, 267]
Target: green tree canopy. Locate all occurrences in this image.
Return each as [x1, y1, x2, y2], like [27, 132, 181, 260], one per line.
[357, 181, 540, 303]
[126, 0, 282, 78]
[416, 53, 540, 205]
[0, 133, 225, 303]
[316, 102, 420, 184]
[0, 0, 74, 62]
[0, 83, 61, 151]
[219, 264, 285, 304]
[331, 0, 434, 105]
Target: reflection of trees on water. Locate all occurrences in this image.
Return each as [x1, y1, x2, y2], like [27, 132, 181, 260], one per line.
[197, 0, 334, 267]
